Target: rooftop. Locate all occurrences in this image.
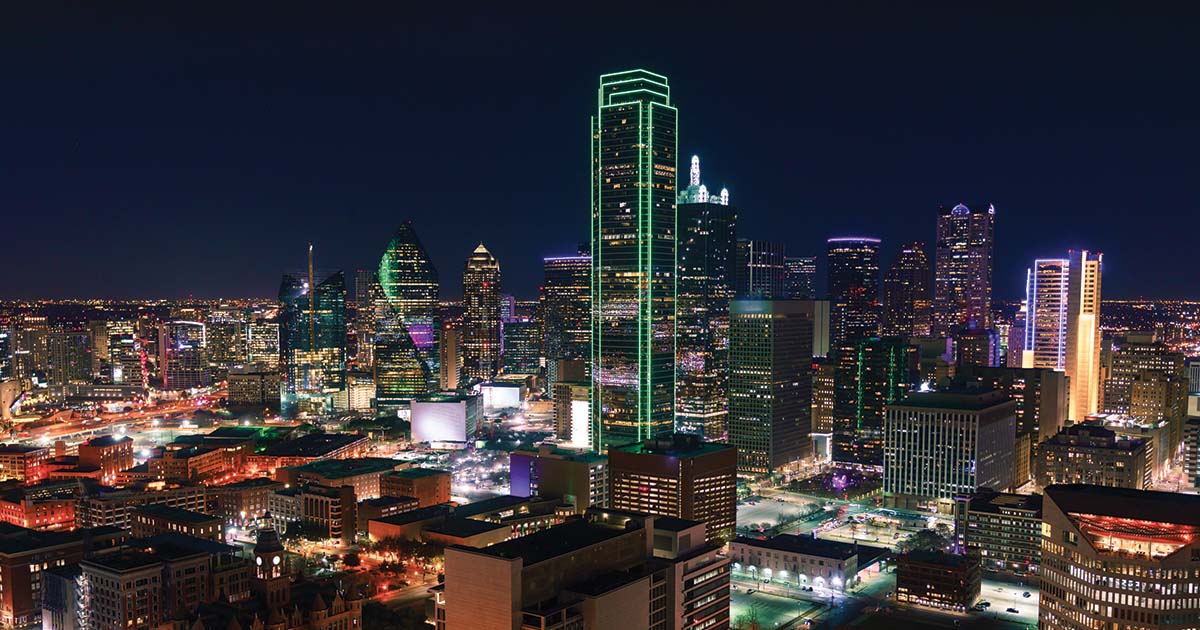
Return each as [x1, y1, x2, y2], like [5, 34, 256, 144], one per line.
[1046, 484, 1200, 527]
[385, 467, 450, 480]
[453, 495, 538, 519]
[653, 516, 703, 533]
[293, 457, 400, 479]
[83, 550, 164, 572]
[569, 565, 653, 597]
[424, 518, 509, 539]
[967, 489, 1043, 515]
[609, 434, 733, 458]
[132, 504, 221, 524]
[893, 388, 1012, 411]
[0, 444, 46, 455]
[373, 504, 452, 527]
[212, 477, 281, 490]
[362, 496, 418, 508]
[902, 549, 977, 568]
[413, 393, 479, 403]
[467, 519, 633, 566]
[260, 432, 365, 457]
[734, 534, 860, 561]
[83, 435, 133, 448]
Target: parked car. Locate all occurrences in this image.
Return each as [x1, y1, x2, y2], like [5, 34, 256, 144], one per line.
[1022, 592, 1031, 598]
[1006, 608, 1019, 614]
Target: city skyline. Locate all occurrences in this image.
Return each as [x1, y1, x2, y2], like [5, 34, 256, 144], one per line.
[4, 6, 1198, 301]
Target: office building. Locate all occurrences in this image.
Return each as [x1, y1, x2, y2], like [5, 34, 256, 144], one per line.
[209, 477, 282, 525]
[1186, 418, 1200, 489]
[245, 318, 279, 370]
[438, 510, 730, 630]
[1102, 332, 1189, 451]
[278, 247, 346, 416]
[410, 393, 481, 446]
[79, 551, 165, 630]
[827, 237, 881, 344]
[735, 239, 786, 298]
[954, 327, 1000, 368]
[204, 307, 246, 382]
[884, 389, 1016, 512]
[280, 457, 401, 501]
[510, 444, 608, 513]
[785, 256, 817, 299]
[0, 446, 49, 485]
[438, 323, 461, 391]
[77, 435, 133, 486]
[226, 362, 281, 408]
[0, 524, 125, 628]
[590, 69, 677, 450]
[1034, 424, 1150, 490]
[954, 489, 1043, 577]
[75, 485, 208, 530]
[895, 551, 981, 612]
[46, 324, 92, 391]
[380, 468, 451, 507]
[728, 300, 813, 475]
[129, 505, 222, 541]
[676, 160, 737, 437]
[882, 241, 932, 337]
[462, 243, 502, 383]
[812, 357, 835, 435]
[1065, 249, 1103, 421]
[608, 435, 736, 544]
[158, 320, 209, 391]
[501, 319, 540, 373]
[353, 268, 380, 368]
[1039, 485, 1200, 630]
[831, 337, 917, 466]
[1023, 258, 1069, 370]
[933, 203, 995, 333]
[375, 221, 441, 412]
[956, 365, 1068, 442]
[553, 381, 591, 449]
[540, 255, 591, 369]
[1005, 305, 1027, 368]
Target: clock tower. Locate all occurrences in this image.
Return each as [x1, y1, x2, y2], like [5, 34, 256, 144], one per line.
[252, 517, 291, 608]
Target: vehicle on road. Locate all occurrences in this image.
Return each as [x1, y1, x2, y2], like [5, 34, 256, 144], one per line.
[1006, 608, 1019, 614]
[1022, 591, 1031, 598]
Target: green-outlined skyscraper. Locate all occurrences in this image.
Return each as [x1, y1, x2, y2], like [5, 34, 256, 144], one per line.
[375, 221, 440, 414]
[590, 69, 678, 451]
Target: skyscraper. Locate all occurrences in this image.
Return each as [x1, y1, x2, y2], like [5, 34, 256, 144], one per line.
[541, 255, 591, 368]
[158, 320, 208, 391]
[676, 155, 737, 438]
[827, 237, 881, 344]
[590, 69, 677, 450]
[735, 239, 787, 298]
[278, 247, 346, 415]
[881, 241, 932, 337]
[1065, 249, 1103, 421]
[47, 323, 92, 391]
[374, 222, 440, 413]
[831, 336, 916, 466]
[439, 323, 461, 391]
[933, 203, 995, 333]
[1102, 332, 1188, 450]
[728, 300, 813, 475]
[1023, 259, 1069, 370]
[501, 319, 540, 373]
[785, 256, 817, 299]
[461, 243, 502, 383]
[354, 268, 380, 368]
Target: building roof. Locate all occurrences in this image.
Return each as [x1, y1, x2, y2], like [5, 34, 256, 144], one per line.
[424, 518, 509, 539]
[212, 477, 281, 490]
[568, 565, 653, 597]
[0, 524, 124, 555]
[83, 550, 164, 572]
[734, 534, 860, 561]
[141, 532, 241, 556]
[609, 434, 733, 458]
[83, 435, 133, 448]
[373, 504, 452, 527]
[292, 457, 399, 479]
[132, 504, 221, 524]
[260, 432, 365, 457]
[0, 444, 46, 454]
[467, 519, 631, 566]
[901, 549, 977, 568]
[452, 495, 533, 519]
[362, 495, 418, 508]
[1045, 484, 1200, 526]
[966, 489, 1043, 516]
[653, 516, 703, 533]
[385, 467, 449, 480]
[413, 393, 479, 403]
[893, 388, 1012, 411]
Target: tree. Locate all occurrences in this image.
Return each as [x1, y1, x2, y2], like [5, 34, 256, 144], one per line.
[343, 553, 361, 567]
[897, 528, 950, 554]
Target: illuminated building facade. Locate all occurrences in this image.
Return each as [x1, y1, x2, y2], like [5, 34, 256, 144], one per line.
[374, 221, 440, 413]
[1039, 485, 1200, 630]
[735, 238, 786, 298]
[278, 249, 346, 415]
[501, 319, 539, 373]
[46, 323, 92, 392]
[954, 489, 1043, 576]
[728, 300, 812, 475]
[676, 155, 737, 437]
[353, 268, 380, 368]
[246, 318, 279, 370]
[933, 202, 994, 333]
[438, 324, 461, 390]
[1102, 332, 1189, 451]
[881, 241, 932, 337]
[541, 255, 591, 372]
[158, 320, 208, 391]
[204, 307, 246, 382]
[883, 389, 1016, 511]
[590, 69, 677, 450]
[1023, 258, 1069, 370]
[895, 551, 981, 612]
[827, 237, 881, 344]
[552, 381, 592, 449]
[957, 365, 1069, 442]
[785, 256, 817, 299]
[831, 337, 916, 466]
[608, 435, 736, 544]
[1065, 249, 1103, 421]
[1034, 424, 1150, 491]
[462, 243, 502, 383]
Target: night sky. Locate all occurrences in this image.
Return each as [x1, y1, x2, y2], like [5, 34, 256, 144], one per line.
[4, 4, 1197, 301]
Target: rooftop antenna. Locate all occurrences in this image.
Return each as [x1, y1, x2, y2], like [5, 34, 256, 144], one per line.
[307, 242, 316, 351]
[689, 155, 700, 187]
[697, 184, 709, 203]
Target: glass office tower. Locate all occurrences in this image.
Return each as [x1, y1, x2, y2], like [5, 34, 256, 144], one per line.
[375, 221, 440, 414]
[278, 249, 346, 416]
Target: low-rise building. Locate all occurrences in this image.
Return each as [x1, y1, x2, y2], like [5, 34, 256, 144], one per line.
[895, 550, 981, 612]
[76, 436, 134, 486]
[729, 534, 887, 592]
[355, 496, 418, 533]
[0, 524, 126, 628]
[0, 446, 50, 485]
[208, 477, 283, 527]
[954, 489, 1042, 578]
[1034, 424, 1151, 490]
[510, 444, 608, 513]
[75, 484, 209, 530]
[248, 433, 370, 474]
[380, 468, 451, 507]
[279, 457, 401, 501]
[130, 505, 222, 541]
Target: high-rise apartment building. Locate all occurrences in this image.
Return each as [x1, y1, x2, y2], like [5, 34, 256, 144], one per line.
[158, 320, 208, 391]
[735, 239, 786, 298]
[728, 300, 813, 475]
[785, 256, 817, 299]
[881, 241, 932, 337]
[608, 435, 736, 544]
[1065, 249, 1103, 421]
[883, 388, 1016, 512]
[676, 156, 737, 438]
[375, 222, 440, 412]
[827, 237, 881, 344]
[462, 244, 502, 383]
[541, 255, 591, 370]
[46, 323, 91, 391]
[831, 337, 916, 466]
[590, 69, 677, 450]
[246, 318, 279, 370]
[278, 248, 346, 416]
[933, 203, 994, 333]
[1039, 485, 1200, 630]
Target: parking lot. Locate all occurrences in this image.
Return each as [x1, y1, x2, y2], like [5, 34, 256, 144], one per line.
[977, 580, 1039, 626]
[730, 586, 814, 628]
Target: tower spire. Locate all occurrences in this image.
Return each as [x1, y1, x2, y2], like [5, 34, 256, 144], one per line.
[689, 155, 700, 187]
[307, 243, 316, 351]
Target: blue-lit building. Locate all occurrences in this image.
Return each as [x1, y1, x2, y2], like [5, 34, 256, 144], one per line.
[374, 221, 440, 414]
[278, 248, 346, 416]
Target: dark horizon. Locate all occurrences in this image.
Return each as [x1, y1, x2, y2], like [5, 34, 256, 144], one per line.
[3, 4, 1197, 301]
